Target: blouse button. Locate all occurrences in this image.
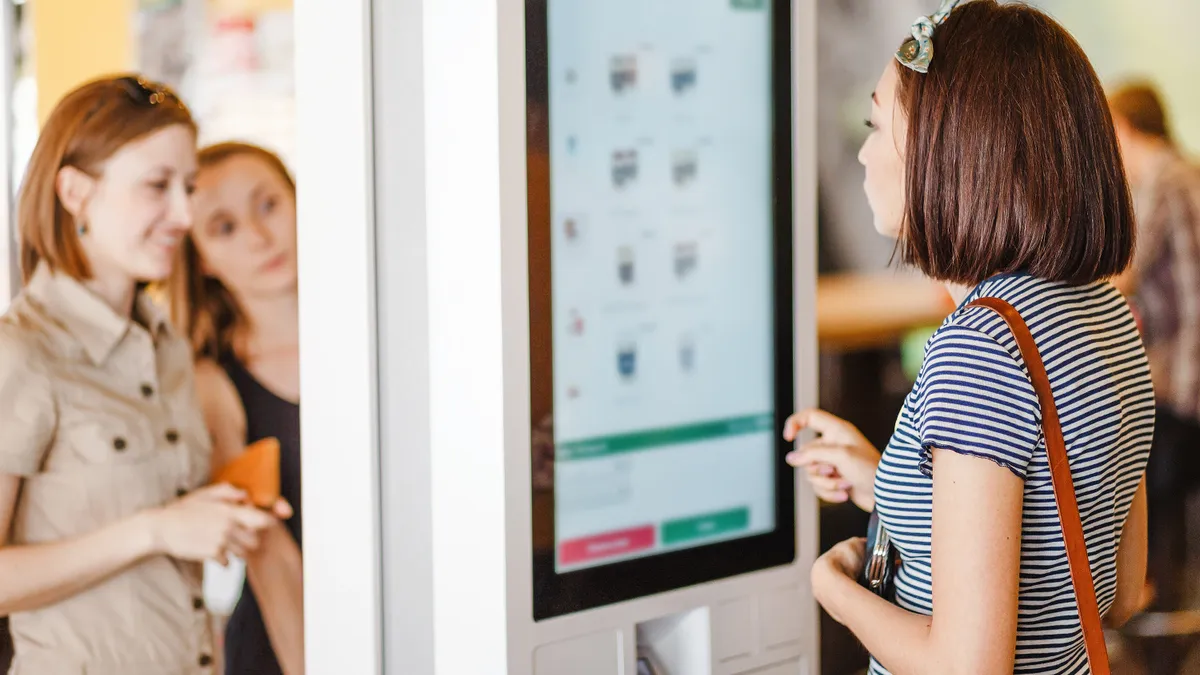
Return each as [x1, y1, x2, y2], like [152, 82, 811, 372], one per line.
[113, 437, 127, 452]
[176, 488, 188, 498]
[140, 383, 154, 399]
[165, 429, 180, 444]
[193, 596, 205, 610]
[198, 654, 213, 667]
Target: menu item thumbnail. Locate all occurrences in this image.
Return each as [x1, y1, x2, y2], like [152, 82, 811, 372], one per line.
[672, 150, 698, 186]
[563, 214, 585, 243]
[618, 246, 636, 285]
[674, 241, 699, 279]
[610, 54, 638, 94]
[612, 149, 639, 188]
[617, 341, 638, 380]
[679, 336, 696, 373]
[671, 57, 697, 94]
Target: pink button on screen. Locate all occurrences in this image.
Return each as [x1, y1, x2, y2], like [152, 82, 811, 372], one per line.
[559, 525, 656, 565]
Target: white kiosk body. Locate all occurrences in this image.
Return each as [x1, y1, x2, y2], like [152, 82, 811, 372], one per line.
[294, 0, 819, 673]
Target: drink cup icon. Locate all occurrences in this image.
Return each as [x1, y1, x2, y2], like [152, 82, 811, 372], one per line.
[679, 337, 696, 372]
[610, 55, 638, 94]
[673, 242, 698, 279]
[671, 58, 697, 94]
[564, 217, 581, 242]
[612, 149, 639, 188]
[618, 246, 635, 285]
[617, 342, 637, 379]
[672, 150, 698, 186]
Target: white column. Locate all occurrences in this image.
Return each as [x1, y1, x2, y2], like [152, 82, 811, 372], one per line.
[297, 0, 515, 670]
[0, 0, 17, 303]
[292, 1, 382, 673]
[423, 0, 512, 671]
[371, 0, 436, 670]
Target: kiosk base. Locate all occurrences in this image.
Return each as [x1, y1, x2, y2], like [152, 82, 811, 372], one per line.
[532, 588, 809, 675]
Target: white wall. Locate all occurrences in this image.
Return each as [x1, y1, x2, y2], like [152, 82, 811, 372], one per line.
[1040, 0, 1200, 155]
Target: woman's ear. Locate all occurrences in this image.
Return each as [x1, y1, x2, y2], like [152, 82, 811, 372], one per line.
[55, 166, 96, 221]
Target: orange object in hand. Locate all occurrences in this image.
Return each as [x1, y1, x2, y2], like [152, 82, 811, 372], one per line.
[213, 437, 281, 509]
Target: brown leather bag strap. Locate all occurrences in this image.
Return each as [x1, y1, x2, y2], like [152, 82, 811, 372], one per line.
[967, 297, 1110, 674]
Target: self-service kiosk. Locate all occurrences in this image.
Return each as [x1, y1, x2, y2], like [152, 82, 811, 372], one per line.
[294, 0, 818, 673]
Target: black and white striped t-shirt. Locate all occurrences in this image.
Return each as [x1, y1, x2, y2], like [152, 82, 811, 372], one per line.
[871, 272, 1154, 675]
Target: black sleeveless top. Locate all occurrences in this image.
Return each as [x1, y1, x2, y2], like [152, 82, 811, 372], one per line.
[221, 357, 301, 675]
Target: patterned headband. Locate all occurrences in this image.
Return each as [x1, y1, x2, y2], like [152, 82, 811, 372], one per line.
[895, 0, 962, 74]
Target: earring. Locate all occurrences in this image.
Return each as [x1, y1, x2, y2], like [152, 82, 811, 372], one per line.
[78, 222, 87, 236]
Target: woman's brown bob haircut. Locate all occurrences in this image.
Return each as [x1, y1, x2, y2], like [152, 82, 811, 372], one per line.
[895, 0, 1134, 286]
[18, 74, 196, 284]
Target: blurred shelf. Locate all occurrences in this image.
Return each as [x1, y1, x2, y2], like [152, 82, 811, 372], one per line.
[817, 273, 954, 352]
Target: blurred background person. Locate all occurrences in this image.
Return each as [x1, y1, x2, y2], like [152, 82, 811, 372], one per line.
[1111, 82, 1200, 618]
[0, 75, 279, 674]
[169, 142, 304, 675]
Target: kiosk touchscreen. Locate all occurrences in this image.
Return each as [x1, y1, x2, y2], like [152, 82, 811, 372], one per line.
[528, 0, 794, 620]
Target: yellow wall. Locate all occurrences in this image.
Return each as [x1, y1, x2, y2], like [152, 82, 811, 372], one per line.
[33, 0, 135, 125]
[32, 0, 294, 126]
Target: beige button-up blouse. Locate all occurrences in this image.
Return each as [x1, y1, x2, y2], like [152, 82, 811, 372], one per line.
[0, 266, 214, 675]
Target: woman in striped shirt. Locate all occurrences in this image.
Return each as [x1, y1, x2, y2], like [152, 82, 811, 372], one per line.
[785, 2, 1152, 673]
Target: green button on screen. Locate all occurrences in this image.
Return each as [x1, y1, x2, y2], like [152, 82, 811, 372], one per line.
[730, 0, 765, 9]
[662, 507, 750, 545]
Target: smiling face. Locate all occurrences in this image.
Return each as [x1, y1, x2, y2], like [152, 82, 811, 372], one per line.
[189, 153, 298, 302]
[857, 62, 909, 239]
[59, 124, 198, 283]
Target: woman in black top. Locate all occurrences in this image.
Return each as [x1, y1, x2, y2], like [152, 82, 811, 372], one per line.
[168, 142, 304, 675]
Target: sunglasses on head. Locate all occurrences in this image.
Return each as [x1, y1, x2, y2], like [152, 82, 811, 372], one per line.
[81, 75, 188, 123]
[115, 75, 185, 109]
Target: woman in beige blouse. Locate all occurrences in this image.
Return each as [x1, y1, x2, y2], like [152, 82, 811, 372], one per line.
[0, 76, 284, 674]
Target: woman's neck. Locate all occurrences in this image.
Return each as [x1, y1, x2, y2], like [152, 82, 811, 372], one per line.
[233, 290, 300, 361]
[84, 271, 137, 318]
[946, 282, 971, 307]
